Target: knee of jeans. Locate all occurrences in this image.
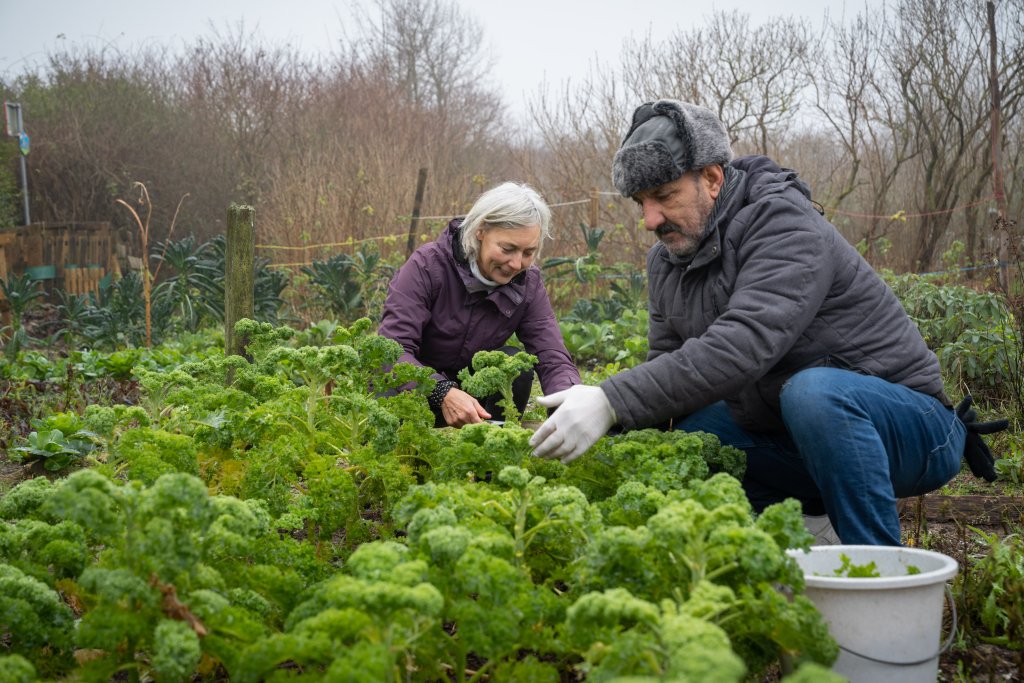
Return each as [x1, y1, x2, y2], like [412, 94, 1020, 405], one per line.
[780, 368, 833, 416]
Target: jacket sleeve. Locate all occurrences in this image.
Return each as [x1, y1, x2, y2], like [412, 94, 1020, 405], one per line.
[376, 249, 447, 382]
[516, 275, 581, 394]
[602, 198, 834, 430]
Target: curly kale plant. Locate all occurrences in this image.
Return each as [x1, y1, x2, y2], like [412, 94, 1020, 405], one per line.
[0, 564, 75, 675]
[395, 465, 600, 583]
[232, 541, 446, 683]
[457, 349, 537, 425]
[396, 472, 577, 679]
[560, 428, 729, 502]
[111, 427, 199, 485]
[565, 586, 746, 682]
[0, 469, 317, 681]
[0, 655, 37, 683]
[432, 421, 535, 482]
[572, 474, 833, 675]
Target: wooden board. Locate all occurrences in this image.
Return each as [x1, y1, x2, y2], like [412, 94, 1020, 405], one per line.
[898, 494, 1024, 525]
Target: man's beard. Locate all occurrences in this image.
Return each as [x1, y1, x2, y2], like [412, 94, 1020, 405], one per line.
[656, 184, 715, 258]
[657, 223, 698, 258]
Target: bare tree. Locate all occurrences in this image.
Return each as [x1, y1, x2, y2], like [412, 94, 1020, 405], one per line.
[522, 62, 647, 262]
[627, 11, 813, 155]
[175, 23, 314, 209]
[876, 0, 1024, 270]
[805, 7, 920, 262]
[349, 0, 499, 112]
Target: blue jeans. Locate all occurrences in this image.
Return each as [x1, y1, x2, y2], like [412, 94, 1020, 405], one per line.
[674, 368, 965, 545]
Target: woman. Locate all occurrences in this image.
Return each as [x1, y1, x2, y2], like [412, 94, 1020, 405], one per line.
[378, 181, 580, 427]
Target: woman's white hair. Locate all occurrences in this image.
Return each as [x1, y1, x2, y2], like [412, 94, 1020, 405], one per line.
[460, 181, 552, 263]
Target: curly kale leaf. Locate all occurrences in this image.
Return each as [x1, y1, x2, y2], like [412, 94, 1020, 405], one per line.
[0, 655, 37, 683]
[238, 434, 304, 518]
[232, 621, 394, 683]
[301, 454, 360, 550]
[185, 589, 271, 677]
[205, 495, 272, 561]
[683, 472, 752, 513]
[565, 587, 660, 647]
[232, 318, 295, 363]
[152, 619, 202, 683]
[344, 540, 413, 581]
[727, 583, 838, 672]
[755, 498, 815, 556]
[781, 661, 848, 683]
[3, 519, 89, 582]
[0, 563, 75, 669]
[433, 422, 535, 482]
[40, 469, 123, 543]
[598, 481, 668, 528]
[566, 588, 745, 682]
[659, 604, 747, 683]
[0, 477, 54, 521]
[256, 571, 445, 679]
[689, 429, 747, 479]
[563, 429, 713, 502]
[573, 525, 660, 598]
[448, 546, 564, 662]
[82, 403, 151, 438]
[285, 573, 443, 630]
[113, 427, 199, 486]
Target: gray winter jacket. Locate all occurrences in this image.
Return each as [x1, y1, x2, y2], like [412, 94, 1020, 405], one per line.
[602, 155, 948, 432]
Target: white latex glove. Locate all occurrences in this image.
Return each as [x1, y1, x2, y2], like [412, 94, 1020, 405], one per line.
[529, 385, 616, 463]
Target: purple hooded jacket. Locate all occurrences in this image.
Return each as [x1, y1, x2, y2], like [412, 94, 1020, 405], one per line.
[377, 219, 580, 394]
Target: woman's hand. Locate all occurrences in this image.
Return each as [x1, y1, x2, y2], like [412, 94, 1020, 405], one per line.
[441, 387, 492, 427]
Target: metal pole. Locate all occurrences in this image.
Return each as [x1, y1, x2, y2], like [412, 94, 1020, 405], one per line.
[9, 104, 29, 225]
[18, 154, 28, 226]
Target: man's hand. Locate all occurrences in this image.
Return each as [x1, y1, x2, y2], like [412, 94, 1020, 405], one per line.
[529, 385, 616, 463]
[442, 387, 491, 427]
[955, 395, 1009, 483]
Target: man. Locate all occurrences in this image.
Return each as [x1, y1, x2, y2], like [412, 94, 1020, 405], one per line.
[530, 98, 988, 546]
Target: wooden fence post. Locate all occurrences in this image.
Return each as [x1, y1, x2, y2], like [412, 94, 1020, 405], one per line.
[406, 167, 428, 258]
[225, 203, 255, 360]
[590, 187, 599, 230]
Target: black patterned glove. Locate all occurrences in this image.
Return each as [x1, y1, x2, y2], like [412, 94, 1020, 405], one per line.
[955, 395, 1009, 483]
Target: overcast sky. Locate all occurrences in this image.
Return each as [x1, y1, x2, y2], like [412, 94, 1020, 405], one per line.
[0, 0, 874, 120]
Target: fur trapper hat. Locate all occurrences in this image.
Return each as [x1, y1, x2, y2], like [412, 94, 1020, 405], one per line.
[612, 99, 733, 197]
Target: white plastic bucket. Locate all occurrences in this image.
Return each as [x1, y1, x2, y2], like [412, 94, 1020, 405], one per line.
[787, 545, 958, 683]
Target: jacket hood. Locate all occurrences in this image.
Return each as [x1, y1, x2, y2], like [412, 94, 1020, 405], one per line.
[731, 154, 813, 205]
